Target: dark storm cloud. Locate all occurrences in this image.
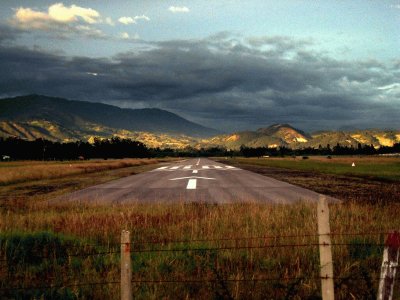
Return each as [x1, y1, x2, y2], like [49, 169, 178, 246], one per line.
[0, 24, 25, 42]
[0, 32, 399, 132]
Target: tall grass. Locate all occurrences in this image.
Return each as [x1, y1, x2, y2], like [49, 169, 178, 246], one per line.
[1, 201, 399, 299]
[1, 157, 399, 298]
[0, 159, 160, 186]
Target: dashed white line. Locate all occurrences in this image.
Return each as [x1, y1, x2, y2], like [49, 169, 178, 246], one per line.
[202, 166, 210, 169]
[186, 179, 197, 189]
[183, 165, 192, 169]
[192, 170, 198, 174]
[170, 166, 180, 170]
[214, 165, 223, 169]
[156, 166, 168, 170]
[196, 159, 200, 166]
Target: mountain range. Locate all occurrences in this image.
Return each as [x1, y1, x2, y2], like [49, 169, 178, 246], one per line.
[0, 95, 399, 149]
[199, 125, 400, 150]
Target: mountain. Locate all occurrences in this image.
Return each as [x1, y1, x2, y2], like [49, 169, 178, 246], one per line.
[0, 120, 200, 149]
[198, 124, 400, 150]
[0, 95, 218, 138]
[0, 95, 398, 149]
[197, 124, 311, 149]
[257, 124, 311, 143]
[309, 129, 400, 149]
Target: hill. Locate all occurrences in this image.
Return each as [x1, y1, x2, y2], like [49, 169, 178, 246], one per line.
[0, 95, 218, 138]
[0, 95, 398, 150]
[198, 124, 400, 150]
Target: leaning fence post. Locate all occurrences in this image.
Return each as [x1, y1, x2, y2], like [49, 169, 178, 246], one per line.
[121, 230, 132, 300]
[317, 195, 335, 300]
[377, 231, 400, 300]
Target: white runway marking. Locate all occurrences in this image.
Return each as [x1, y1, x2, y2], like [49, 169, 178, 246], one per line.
[156, 166, 168, 170]
[170, 176, 215, 180]
[186, 179, 197, 189]
[153, 162, 239, 172]
[192, 170, 198, 174]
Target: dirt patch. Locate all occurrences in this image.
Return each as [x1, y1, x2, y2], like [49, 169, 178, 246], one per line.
[220, 161, 400, 204]
[15, 182, 80, 196]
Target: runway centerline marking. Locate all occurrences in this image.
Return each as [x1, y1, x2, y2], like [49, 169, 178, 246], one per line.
[170, 175, 215, 190]
[186, 179, 197, 189]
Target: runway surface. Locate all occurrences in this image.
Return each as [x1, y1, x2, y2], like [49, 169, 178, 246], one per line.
[54, 158, 333, 204]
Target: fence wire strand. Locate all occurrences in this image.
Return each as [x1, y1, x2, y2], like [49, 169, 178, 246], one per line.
[2, 276, 400, 292]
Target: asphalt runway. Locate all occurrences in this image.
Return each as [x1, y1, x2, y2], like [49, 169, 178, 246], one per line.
[54, 158, 334, 204]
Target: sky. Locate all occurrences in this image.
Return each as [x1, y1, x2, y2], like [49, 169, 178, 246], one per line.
[0, 0, 399, 132]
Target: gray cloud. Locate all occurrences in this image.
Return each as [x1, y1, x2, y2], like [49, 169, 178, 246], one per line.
[0, 31, 399, 132]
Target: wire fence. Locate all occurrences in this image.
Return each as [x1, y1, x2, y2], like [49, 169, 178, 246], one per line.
[0, 230, 396, 296]
[2, 277, 400, 292]
[0, 232, 389, 260]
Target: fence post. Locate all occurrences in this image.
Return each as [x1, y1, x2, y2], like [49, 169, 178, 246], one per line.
[317, 195, 335, 300]
[377, 231, 400, 300]
[121, 230, 132, 300]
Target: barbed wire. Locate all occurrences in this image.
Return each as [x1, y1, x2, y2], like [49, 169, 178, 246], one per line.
[1, 276, 400, 292]
[0, 242, 386, 263]
[0, 231, 389, 268]
[0, 280, 120, 291]
[131, 231, 390, 247]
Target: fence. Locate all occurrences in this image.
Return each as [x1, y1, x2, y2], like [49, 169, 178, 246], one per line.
[0, 196, 399, 299]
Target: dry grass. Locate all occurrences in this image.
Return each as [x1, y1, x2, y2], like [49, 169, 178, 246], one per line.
[0, 159, 165, 186]
[0, 157, 399, 298]
[1, 200, 400, 299]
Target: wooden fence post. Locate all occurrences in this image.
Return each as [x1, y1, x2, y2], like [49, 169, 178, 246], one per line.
[317, 195, 335, 300]
[121, 230, 132, 300]
[377, 231, 400, 300]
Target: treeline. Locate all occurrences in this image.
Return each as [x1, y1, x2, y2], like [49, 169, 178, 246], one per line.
[239, 143, 400, 157]
[1, 137, 400, 160]
[0, 137, 149, 160]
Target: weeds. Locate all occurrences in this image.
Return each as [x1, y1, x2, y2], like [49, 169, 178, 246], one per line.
[0, 157, 399, 298]
[1, 202, 399, 299]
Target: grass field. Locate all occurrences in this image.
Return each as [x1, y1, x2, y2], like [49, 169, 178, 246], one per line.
[224, 156, 400, 182]
[0, 156, 399, 299]
[220, 156, 400, 205]
[0, 158, 165, 186]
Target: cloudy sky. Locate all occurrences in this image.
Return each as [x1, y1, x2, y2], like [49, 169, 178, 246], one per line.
[0, 1, 399, 132]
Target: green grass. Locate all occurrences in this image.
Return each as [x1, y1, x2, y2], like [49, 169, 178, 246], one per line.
[228, 156, 400, 181]
[1, 202, 399, 299]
